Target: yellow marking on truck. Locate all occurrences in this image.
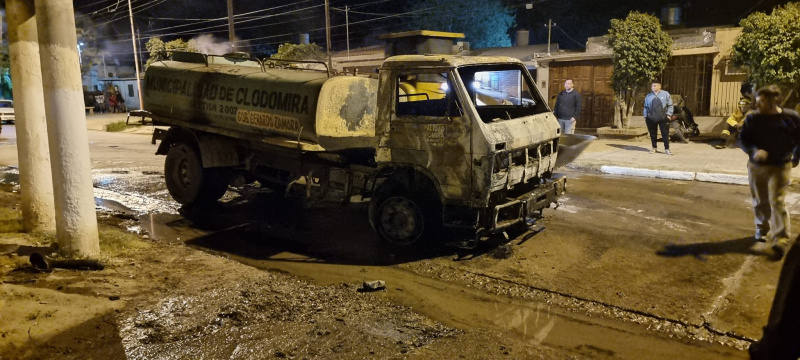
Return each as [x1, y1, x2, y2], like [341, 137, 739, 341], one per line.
[236, 109, 301, 134]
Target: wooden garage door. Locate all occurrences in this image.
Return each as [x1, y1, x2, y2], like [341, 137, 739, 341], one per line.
[548, 60, 614, 129]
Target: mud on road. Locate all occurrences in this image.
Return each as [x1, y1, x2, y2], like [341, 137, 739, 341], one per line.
[1, 184, 569, 359]
[0, 168, 771, 359]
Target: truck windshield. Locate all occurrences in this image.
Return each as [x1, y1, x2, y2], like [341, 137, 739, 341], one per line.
[456, 64, 548, 122]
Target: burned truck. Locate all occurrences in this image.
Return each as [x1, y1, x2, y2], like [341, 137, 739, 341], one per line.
[144, 52, 567, 246]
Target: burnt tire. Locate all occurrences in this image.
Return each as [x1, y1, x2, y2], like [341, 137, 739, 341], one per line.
[165, 143, 229, 205]
[370, 193, 428, 247]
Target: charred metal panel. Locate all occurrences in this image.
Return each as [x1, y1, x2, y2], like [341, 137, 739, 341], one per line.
[316, 76, 379, 150]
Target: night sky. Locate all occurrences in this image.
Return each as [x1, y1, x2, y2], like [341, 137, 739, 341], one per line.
[69, 0, 795, 61]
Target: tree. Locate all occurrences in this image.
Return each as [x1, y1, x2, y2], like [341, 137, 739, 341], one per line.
[607, 12, 672, 128]
[145, 37, 197, 68]
[75, 14, 109, 78]
[731, 2, 800, 104]
[405, 0, 515, 49]
[268, 43, 327, 70]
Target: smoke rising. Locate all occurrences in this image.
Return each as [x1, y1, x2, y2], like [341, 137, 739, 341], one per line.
[191, 34, 236, 55]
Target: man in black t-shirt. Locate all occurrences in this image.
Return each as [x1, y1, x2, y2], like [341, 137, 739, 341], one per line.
[740, 85, 800, 258]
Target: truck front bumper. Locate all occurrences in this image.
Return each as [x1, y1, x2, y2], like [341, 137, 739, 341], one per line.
[487, 174, 566, 232]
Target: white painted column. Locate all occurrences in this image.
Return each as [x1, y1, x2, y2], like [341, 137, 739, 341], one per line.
[34, 0, 99, 257]
[6, 0, 56, 233]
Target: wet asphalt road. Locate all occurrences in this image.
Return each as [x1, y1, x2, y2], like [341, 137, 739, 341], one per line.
[1, 124, 789, 358]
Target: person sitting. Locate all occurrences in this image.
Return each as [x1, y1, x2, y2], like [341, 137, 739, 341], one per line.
[716, 97, 755, 149]
[94, 91, 107, 113]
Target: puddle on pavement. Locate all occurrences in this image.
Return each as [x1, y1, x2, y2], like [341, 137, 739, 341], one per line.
[91, 168, 179, 215]
[0, 166, 179, 215]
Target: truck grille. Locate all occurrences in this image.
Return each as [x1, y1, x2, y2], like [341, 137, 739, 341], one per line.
[493, 139, 557, 173]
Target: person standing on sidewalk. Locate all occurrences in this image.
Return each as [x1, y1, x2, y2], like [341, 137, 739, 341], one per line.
[553, 79, 582, 135]
[740, 85, 800, 259]
[643, 82, 674, 155]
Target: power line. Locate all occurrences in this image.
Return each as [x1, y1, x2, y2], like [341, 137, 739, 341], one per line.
[553, 24, 586, 48]
[99, 1, 321, 42]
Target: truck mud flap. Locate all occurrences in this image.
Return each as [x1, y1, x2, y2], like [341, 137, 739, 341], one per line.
[151, 127, 168, 145]
[490, 174, 566, 231]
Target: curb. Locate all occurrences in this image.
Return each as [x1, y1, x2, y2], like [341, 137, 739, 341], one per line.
[566, 163, 750, 186]
[600, 166, 749, 185]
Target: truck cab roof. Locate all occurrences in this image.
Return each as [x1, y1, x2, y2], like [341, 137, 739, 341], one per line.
[381, 55, 525, 69]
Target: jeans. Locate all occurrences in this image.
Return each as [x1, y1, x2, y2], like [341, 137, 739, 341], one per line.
[645, 118, 670, 150]
[558, 118, 575, 134]
[748, 161, 792, 243]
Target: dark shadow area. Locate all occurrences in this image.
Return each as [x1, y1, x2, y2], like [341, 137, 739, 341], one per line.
[656, 236, 765, 260]
[143, 189, 516, 267]
[607, 144, 650, 152]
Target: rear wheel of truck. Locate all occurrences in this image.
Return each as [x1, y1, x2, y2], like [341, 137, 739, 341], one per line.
[165, 143, 229, 205]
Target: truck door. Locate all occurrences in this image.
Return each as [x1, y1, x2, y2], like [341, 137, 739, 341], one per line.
[379, 69, 473, 203]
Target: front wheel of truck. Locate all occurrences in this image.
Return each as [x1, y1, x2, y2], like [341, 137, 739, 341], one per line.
[165, 143, 229, 205]
[370, 194, 427, 246]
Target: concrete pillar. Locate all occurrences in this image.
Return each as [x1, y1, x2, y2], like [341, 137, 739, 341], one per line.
[34, 0, 99, 257]
[6, 0, 56, 233]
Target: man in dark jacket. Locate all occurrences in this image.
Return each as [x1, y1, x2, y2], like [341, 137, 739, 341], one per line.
[740, 85, 800, 259]
[644, 82, 675, 155]
[553, 79, 582, 134]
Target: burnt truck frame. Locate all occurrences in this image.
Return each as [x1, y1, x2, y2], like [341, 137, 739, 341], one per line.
[146, 53, 566, 247]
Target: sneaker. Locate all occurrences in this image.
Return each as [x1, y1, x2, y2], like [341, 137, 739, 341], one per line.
[664, 150, 672, 155]
[650, 148, 657, 154]
[755, 232, 767, 242]
[714, 143, 726, 149]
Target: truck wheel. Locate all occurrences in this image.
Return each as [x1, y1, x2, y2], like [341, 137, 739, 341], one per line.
[165, 143, 229, 205]
[370, 194, 426, 246]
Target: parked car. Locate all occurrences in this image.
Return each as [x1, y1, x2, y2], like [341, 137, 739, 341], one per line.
[0, 100, 15, 124]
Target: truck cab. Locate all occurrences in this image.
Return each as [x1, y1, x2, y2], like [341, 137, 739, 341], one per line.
[370, 55, 565, 245]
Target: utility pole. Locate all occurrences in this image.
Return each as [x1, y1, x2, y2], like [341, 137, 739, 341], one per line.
[7, 0, 56, 234]
[324, 0, 332, 70]
[345, 5, 350, 59]
[127, 0, 143, 110]
[227, 0, 235, 50]
[35, 0, 100, 258]
[546, 19, 553, 55]
[324, 0, 332, 54]
[137, 30, 144, 73]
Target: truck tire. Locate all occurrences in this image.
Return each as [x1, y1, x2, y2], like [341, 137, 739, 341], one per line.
[370, 194, 426, 246]
[165, 143, 229, 205]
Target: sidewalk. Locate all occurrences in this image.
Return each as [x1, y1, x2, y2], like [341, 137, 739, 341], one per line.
[86, 112, 159, 135]
[566, 137, 800, 186]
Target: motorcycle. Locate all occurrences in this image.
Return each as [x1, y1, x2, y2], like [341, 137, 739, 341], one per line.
[669, 95, 699, 143]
